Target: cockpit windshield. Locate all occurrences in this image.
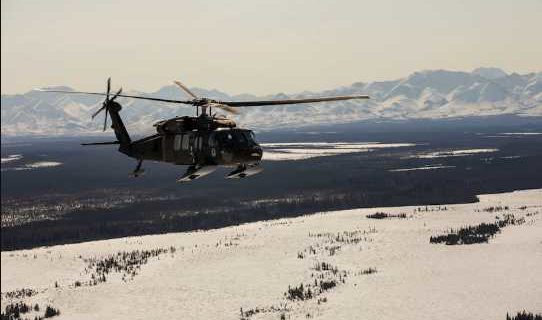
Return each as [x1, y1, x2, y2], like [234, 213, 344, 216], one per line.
[243, 131, 257, 143]
[214, 129, 257, 148]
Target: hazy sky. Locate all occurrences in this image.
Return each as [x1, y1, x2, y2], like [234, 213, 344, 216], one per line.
[2, 0, 541, 95]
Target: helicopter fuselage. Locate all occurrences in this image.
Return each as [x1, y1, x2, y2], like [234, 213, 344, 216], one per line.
[126, 127, 263, 167]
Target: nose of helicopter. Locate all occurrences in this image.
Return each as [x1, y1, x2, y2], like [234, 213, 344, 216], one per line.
[250, 145, 263, 161]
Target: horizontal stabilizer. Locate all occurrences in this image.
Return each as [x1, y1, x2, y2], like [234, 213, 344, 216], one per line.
[81, 141, 120, 146]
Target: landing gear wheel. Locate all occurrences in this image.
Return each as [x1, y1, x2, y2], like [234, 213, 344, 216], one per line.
[130, 159, 145, 177]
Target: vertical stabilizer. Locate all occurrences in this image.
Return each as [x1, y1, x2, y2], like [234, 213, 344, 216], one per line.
[107, 101, 131, 146]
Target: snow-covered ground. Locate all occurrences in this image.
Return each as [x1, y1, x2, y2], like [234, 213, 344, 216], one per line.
[2, 189, 541, 319]
[501, 132, 542, 136]
[389, 165, 456, 172]
[1, 159, 63, 172]
[1, 154, 23, 163]
[262, 142, 416, 161]
[24, 161, 63, 169]
[408, 148, 499, 159]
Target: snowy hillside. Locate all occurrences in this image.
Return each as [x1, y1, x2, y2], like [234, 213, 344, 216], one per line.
[1, 68, 541, 136]
[1, 189, 541, 319]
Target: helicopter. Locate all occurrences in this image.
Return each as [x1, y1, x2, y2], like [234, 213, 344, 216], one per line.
[38, 78, 369, 182]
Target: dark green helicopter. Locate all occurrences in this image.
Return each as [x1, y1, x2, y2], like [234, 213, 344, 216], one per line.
[38, 78, 369, 182]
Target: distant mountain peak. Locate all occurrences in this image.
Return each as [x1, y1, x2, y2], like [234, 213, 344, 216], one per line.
[472, 67, 508, 80]
[39, 85, 75, 91]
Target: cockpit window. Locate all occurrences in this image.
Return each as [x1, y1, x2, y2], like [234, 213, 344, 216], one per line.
[215, 130, 256, 147]
[242, 131, 256, 143]
[208, 134, 215, 147]
[234, 131, 247, 144]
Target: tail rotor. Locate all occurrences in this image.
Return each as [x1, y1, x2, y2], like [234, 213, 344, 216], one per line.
[92, 78, 123, 131]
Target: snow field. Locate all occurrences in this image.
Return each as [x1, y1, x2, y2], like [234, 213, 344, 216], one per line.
[1, 189, 541, 320]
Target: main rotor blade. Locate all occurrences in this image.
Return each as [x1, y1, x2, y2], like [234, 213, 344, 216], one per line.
[173, 80, 198, 99]
[209, 103, 240, 115]
[35, 88, 194, 104]
[81, 141, 120, 146]
[36, 89, 369, 107]
[219, 95, 370, 107]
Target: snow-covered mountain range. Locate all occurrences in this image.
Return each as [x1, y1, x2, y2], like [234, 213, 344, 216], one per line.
[2, 68, 541, 137]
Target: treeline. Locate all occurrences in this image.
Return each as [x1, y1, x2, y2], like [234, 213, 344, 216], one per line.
[506, 311, 542, 320]
[2, 288, 37, 300]
[430, 214, 525, 245]
[366, 212, 407, 219]
[1, 303, 59, 320]
[83, 247, 174, 285]
[430, 223, 501, 245]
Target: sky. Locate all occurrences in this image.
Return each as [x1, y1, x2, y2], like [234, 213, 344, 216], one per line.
[2, 0, 541, 95]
